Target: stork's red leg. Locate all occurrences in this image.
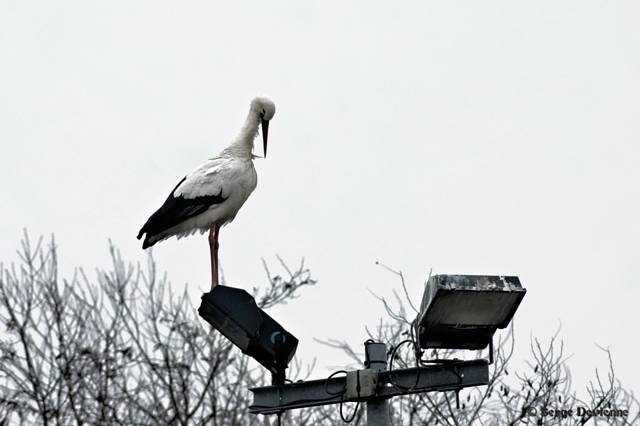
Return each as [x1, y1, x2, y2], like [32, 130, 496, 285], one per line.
[209, 224, 220, 289]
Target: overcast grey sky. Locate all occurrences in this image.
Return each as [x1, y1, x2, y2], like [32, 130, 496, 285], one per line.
[1, 0, 639, 394]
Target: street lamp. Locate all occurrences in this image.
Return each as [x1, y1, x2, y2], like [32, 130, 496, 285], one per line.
[198, 285, 298, 384]
[414, 275, 526, 351]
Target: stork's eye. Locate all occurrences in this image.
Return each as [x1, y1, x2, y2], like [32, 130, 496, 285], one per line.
[260, 109, 265, 118]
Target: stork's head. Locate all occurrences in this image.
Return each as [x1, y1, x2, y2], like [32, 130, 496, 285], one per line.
[250, 97, 276, 157]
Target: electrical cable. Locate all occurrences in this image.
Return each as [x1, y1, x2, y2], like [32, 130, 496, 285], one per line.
[251, 368, 362, 422]
[249, 394, 343, 411]
[388, 338, 421, 390]
[324, 370, 348, 395]
[339, 398, 360, 423]
[410, 320, 467, 410]
[339, 369, 360, 423]
[256, 333, 477, 422]
[388, 319, 429, 390]
[323, 368, 360, 423]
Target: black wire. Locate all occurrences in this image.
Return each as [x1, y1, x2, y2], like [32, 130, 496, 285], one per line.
[325, 369, 360, 423]
[250, 394, 341, 411]
[388, 338, 421, 390]
[324, 370, 348, 395]
[410, 318, 419, 351]
[339, 398, 360, 423]
[252, 342, 367, 422]
[420, 358, 464, 365]
[252, 369, 351, 412]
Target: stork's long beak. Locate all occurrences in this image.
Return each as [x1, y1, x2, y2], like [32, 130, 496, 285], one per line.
[261, 119, 269, 158]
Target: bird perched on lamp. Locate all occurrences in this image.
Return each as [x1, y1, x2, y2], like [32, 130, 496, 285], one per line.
[137, 97, 276, 289]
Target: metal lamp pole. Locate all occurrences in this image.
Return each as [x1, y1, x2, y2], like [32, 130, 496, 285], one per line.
[364, 341, 390, 426]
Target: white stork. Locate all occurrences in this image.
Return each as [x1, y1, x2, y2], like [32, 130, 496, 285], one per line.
[137, 97, 276, 289]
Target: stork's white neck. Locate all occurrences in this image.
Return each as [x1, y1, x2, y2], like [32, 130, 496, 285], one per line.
[223, 111, 260, 158]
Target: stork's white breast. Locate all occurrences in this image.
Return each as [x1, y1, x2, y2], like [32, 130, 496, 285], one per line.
[175, 156, 258, 228]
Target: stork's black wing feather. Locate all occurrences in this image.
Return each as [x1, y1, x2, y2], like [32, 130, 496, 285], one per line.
[137, 177, 227, 249]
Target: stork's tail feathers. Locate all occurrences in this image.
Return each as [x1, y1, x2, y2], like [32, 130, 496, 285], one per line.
[137, 227, 157, 249]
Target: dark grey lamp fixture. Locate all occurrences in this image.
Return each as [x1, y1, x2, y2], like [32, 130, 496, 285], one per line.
[414, 275, 526, 352]
[198, 285, 298, 385]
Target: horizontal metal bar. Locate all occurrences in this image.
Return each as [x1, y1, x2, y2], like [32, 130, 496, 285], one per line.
[378, 359, 489, 397]
[249, 360, 488, 414]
